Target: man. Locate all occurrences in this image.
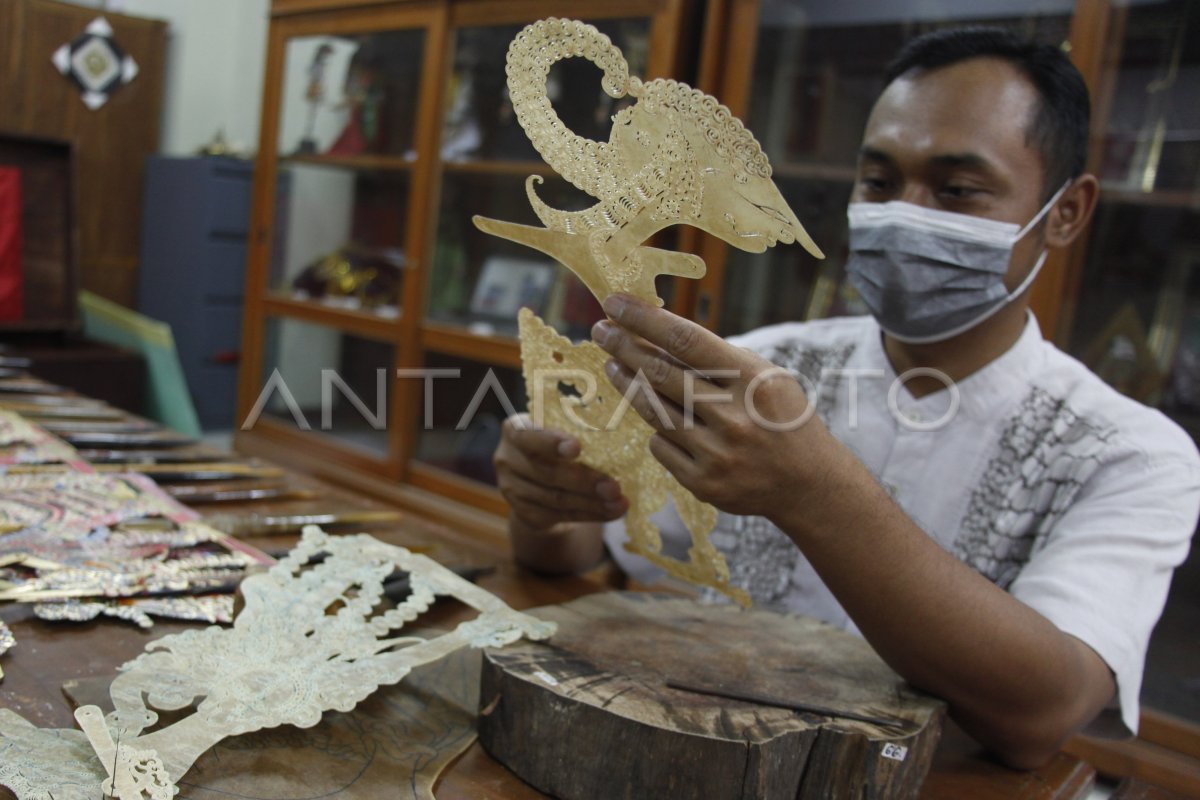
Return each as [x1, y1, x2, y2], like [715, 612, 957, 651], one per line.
[493, 28, 1200, 768]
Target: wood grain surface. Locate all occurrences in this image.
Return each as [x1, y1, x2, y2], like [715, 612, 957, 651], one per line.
[61, 644, 482, 800]
[478, 591, 945, 800]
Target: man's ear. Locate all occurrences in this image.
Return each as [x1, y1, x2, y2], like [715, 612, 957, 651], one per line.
[1045, 173, 1099, 248]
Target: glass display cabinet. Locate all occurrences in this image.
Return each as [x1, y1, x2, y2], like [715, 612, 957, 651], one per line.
[241, 0, 1200, 517]
[236, 0, 690, 517]
[1057, 0, 1200, 740]
[687, 0, 1075, 335]
[237, 2, 443, 493]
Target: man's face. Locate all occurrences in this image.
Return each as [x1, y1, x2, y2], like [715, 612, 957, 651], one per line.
[853, 57, 1051, 291]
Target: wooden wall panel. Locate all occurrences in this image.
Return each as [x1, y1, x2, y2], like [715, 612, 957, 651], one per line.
[0, 0, 166, 308]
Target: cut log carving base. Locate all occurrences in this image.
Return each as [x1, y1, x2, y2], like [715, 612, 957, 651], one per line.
[477, 592, 946, 800]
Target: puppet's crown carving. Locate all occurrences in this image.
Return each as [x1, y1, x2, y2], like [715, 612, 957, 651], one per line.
[474, 18, 822, 306]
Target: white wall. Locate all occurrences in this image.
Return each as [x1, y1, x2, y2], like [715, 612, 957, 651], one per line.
[64, 0, 270, 156]
[61, 2, 363, 405]
[273, 37, 357, 406]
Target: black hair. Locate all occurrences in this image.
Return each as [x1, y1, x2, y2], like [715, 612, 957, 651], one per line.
[884, 27, 1090, 199]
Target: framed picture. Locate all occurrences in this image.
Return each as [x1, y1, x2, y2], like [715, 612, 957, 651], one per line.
[468, 256, 555, 320]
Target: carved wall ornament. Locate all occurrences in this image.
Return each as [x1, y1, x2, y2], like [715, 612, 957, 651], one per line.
[51, 17, 139, 111]
[479, 19, 819, 603]
[0, 526, 556, 799]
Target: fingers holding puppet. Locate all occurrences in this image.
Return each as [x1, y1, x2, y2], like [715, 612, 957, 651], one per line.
[592, 293, 828, 519]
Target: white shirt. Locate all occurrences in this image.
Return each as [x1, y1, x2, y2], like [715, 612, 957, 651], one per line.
[605, 314, 1200, 736]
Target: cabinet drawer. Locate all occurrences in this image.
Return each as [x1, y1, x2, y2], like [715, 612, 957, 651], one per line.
[207, 170, 253, 237]
[195, 301, 243, 355]
[199, 240, 249, 299]
[192, 361, 240, 429]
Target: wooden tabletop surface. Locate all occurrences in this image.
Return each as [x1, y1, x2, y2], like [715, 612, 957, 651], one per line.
[0, 379, 1098, 799]
[0, 511, 1097, 800]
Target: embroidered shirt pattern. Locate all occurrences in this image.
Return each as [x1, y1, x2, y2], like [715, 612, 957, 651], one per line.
[952, 387, 1115, 588]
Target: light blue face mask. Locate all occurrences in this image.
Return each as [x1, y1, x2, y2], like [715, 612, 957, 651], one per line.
[845, 182, 1070, 344]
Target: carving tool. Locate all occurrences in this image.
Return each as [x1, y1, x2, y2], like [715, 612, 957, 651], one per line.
[0, 392, 94, 406]
[58, 431, 196, 448]
[0, 403, 126, 421]
[78, 449, 231, 464]
[0, 395, 108, 409]
[93, 463, 286, 481]
[166, 486, 317, 504]
[382, 564, 495, 601]
[164, 479, 289, 501]
[203, 509, 403, 536]
[35, 420, 157, 434]
[6, 463, 285, 481]
[0, 380, 69, 395]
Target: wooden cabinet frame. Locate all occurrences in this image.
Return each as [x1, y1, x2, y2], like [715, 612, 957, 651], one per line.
[235, 0, 1190, 521]
[236, 0, 689, 516]
[235, 0, 1150, 509]
[689, 0, 1124, 342]
[238, 2, 448, 487]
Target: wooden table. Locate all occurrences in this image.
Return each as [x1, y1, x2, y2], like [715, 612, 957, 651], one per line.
[0, 378, 1098, 799]
[0, 513, 1096, 800]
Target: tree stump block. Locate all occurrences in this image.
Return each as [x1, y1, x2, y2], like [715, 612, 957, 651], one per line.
[478, 592, 945, 799]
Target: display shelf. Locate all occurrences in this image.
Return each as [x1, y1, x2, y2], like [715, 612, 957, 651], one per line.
[440, 158, 557, 178]
[422, 320, 522, 370]
[271, 291, 402, 319]
[262, 295, 402, 342]
[280, 152, 417, 172]
[239, 0, 688, 511]
[238, 418, 398, 479]
[1098, 184, 1200, 211]
[409, 461, 506, 515]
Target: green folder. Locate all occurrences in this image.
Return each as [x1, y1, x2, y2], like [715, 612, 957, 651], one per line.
[79, 290, 202, 438]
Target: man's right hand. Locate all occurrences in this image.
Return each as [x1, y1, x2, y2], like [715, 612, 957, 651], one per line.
[493, 413, 628, 532]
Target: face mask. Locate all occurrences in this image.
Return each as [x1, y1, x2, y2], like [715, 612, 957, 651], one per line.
[845, 182, 1070, 344]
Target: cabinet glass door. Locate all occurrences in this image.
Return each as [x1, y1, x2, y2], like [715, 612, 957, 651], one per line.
[252, 316, 395, 459]
[711, 1, 1073, 337]
[412, 352, 526, 486]
[423, 19, 651, 342]
[269, 30, 425, 320]
[1058, 0, 1200, 723]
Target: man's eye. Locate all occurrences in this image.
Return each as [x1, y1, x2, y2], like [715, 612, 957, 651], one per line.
[940, 185, 981, 199]
[859, 176, 891, 193]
